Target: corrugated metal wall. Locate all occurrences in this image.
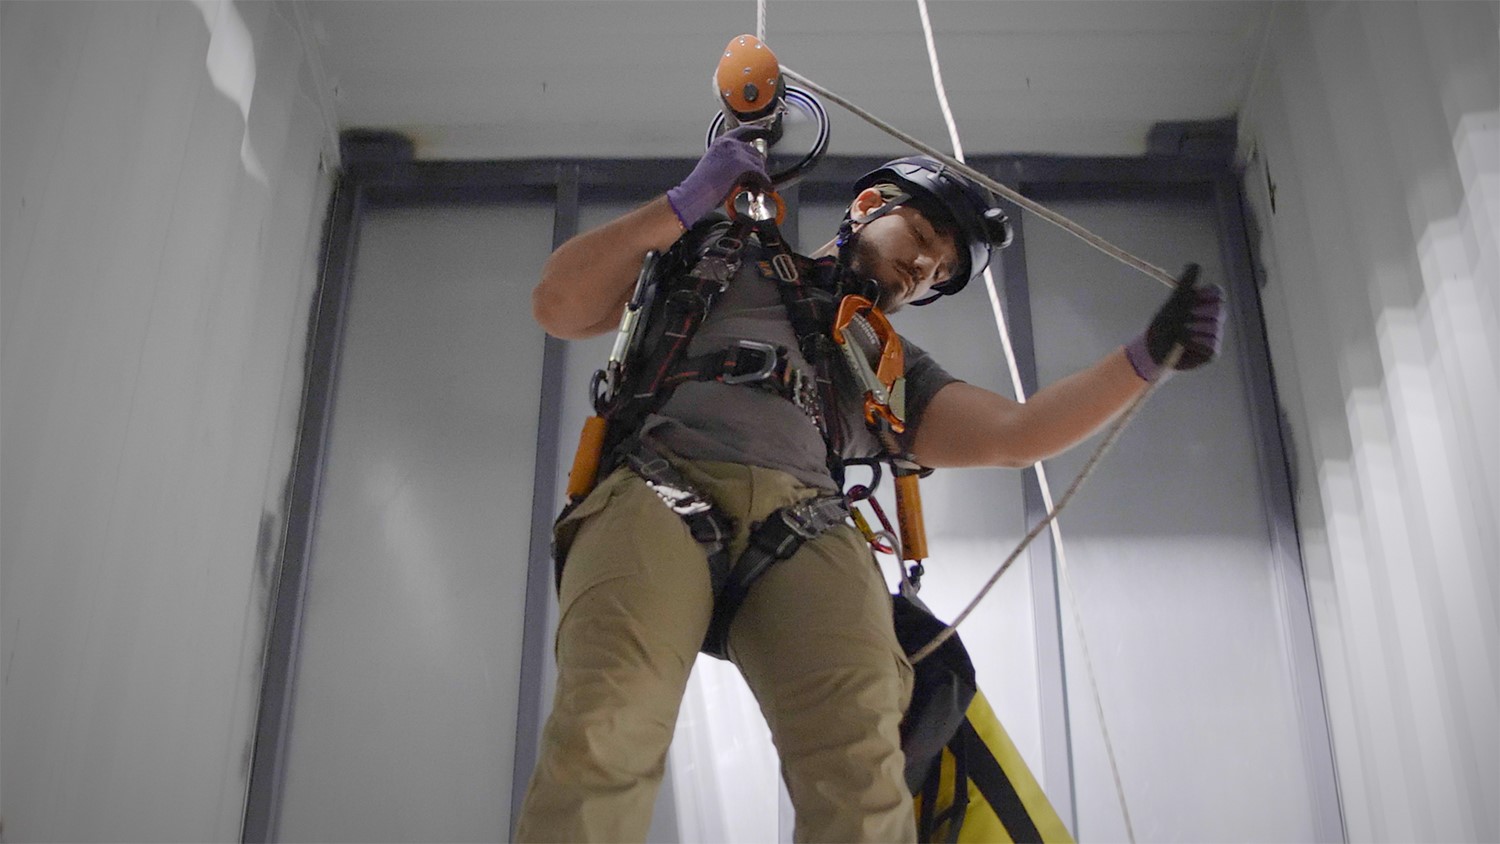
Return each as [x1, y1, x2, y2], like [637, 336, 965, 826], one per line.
[0, 1, 335, 840]
[1237, 2, 1498, 841]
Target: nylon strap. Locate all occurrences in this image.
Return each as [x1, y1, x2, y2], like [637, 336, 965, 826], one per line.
[622, 437, 848, 660]
[750, 222, 876, 482]
[956, 719, 1043, 843]
[625, 438, 735, 597]
[701, 492, 849, 658]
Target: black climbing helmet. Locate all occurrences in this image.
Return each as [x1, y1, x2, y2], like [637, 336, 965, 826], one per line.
[852, 156, 1013, 305]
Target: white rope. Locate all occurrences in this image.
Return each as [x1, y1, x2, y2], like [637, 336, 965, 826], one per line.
[909, 2, 1139, 838]
[756, 0, 766, 43]
[756, 3, 1171, 835]
[914, 0, 1060, 645]
[902, 350, 1181, 841]
[916, 0, 963, 162]
[1055, 515, 1139, 844]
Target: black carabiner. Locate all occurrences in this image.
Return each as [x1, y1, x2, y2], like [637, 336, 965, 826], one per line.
[841, 458, 884, 501]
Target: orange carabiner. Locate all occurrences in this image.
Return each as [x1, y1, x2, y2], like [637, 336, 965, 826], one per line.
[832, 295, 906, 432]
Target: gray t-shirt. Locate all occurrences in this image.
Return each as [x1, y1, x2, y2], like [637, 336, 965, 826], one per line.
[643, 232, 957, 490]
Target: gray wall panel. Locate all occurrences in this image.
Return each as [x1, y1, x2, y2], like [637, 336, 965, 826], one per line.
[1026, 195, 1318, 842]
[276, 204, 552, 842]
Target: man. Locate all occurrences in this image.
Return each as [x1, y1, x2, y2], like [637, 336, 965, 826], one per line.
[517, 129, 1223, 842]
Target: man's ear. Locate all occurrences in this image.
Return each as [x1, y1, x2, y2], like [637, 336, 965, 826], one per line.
[849, 187, 888, 222]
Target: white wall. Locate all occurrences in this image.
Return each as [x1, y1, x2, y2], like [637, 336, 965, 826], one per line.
[0, 1, 336, 840]
[1237, 2, 1498, 841]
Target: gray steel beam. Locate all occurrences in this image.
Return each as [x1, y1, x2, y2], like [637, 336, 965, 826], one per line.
[511, 164, 581, 836]
[243, 174, 363, 844]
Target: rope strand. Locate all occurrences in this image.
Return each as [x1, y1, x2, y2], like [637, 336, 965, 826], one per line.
[781, 66, 1178, 289]
[904, 10, 1157, 835]
[916, 0, 964, 162]
[902, 345, 1185, 844]
[1056, 494, 1139, 843]
[757, 10, 1179, 838]
[906, 3, 1140, 839]
[908, 345, 1182, 663]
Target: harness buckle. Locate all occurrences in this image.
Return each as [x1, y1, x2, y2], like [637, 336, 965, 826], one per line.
[626, 453, 710, 516]
[689, 256, 737, 290]
[642, 477, 714, 517]
[721, 339, 782, 385]
[780, 495, 850, 541]
[770, 252, 799, 283]
[789, 367, 821, 421]
[689, 232, 745, 291]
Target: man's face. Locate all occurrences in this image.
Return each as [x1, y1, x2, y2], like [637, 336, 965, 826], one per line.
[847, 202, 961, 312]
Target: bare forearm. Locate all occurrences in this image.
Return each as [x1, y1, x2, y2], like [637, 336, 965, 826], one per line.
[912, 348, 1147, 468]
[1008, 348, 1147, 461]
[532, 196, 685, 339]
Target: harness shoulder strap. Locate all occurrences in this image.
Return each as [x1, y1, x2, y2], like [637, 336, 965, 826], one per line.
[596, 217, 755, 470]
[746, 222, 881, 484]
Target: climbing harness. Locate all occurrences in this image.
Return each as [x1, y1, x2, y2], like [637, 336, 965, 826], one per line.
[560, 11, 1197, 838]
[565, 215, 755, 501]
[558, 31, 918, 656]
[559, 189, 920, 657]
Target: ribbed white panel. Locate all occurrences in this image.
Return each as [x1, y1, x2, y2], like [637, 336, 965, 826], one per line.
[1238, 3, 1498, 841]
[0, 1, 335, 840]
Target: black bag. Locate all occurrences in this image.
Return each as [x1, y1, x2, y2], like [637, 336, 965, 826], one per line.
[894, 591, 977, 794]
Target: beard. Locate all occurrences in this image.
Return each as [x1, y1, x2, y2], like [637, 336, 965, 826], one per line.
[847, 233, 907, 313]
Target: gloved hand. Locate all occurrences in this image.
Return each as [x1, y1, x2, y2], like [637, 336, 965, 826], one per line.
[1124, 263, 1225, 381]
[666, 125, 771, 229]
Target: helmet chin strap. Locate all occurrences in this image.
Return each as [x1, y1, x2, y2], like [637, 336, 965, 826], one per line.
[835, 192, 911, 289]
[834, 217, 860, 268]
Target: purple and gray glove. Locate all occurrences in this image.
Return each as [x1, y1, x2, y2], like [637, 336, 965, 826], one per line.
[666, 126, 771, 229]
[1124, 263, 1225, 381]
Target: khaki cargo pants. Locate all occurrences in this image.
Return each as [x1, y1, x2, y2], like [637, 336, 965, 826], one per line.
[515, 457, 916, 843]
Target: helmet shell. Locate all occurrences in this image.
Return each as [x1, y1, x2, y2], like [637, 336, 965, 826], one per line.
[853, 156, 1013, 302]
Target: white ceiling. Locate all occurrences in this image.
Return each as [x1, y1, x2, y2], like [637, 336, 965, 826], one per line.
[303, 0, 1273, 161]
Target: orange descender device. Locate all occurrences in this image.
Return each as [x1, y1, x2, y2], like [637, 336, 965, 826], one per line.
[832, 295, 929, 563]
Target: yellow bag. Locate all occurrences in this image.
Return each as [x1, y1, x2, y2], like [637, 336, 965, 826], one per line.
[912, 688, 1074, 843]
[894, 592, 1072, 843]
